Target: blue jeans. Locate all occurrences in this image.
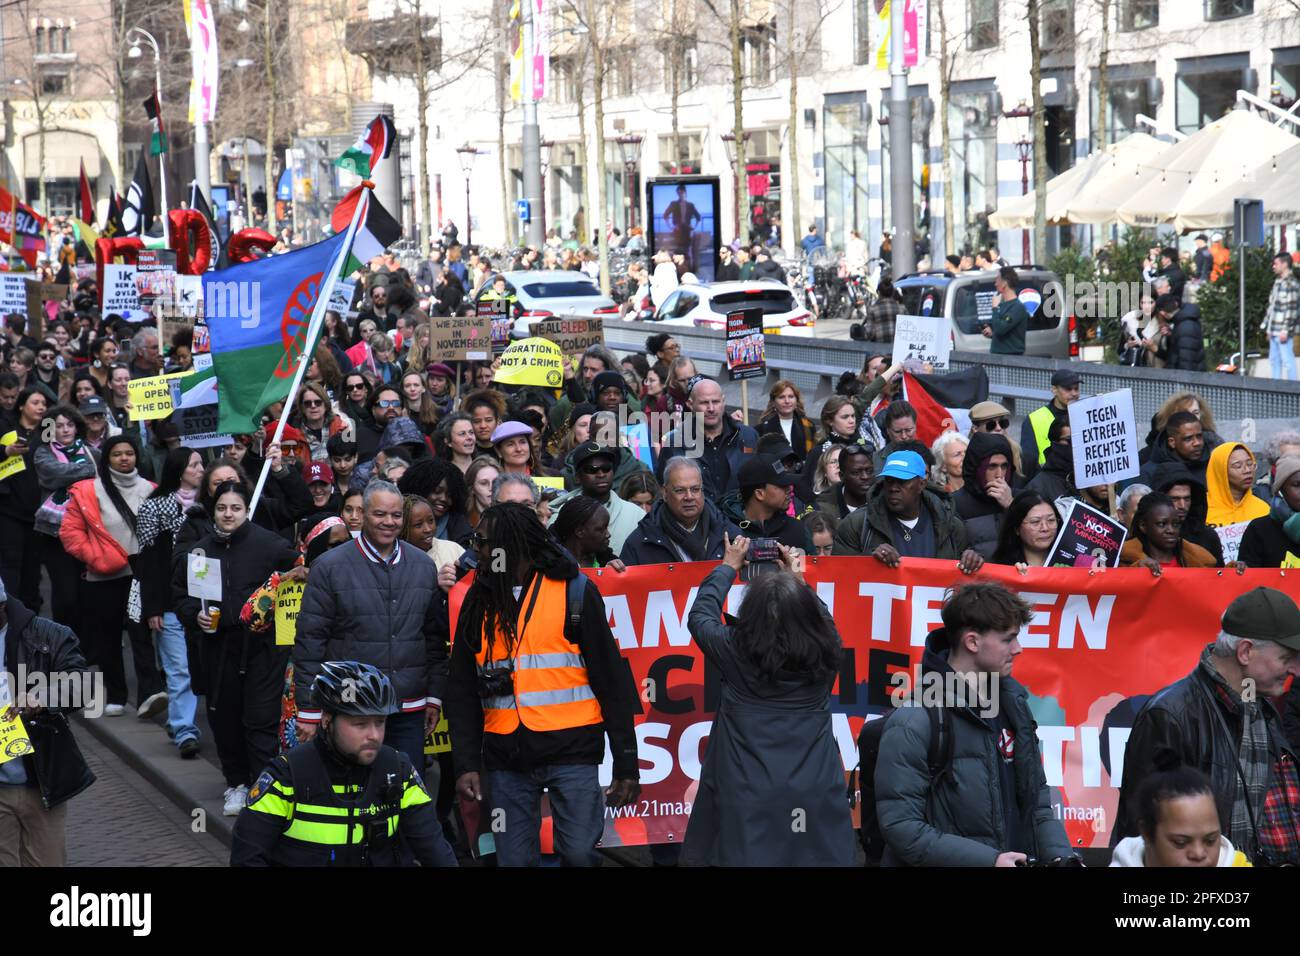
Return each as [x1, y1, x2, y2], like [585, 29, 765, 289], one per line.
[483, 764, 603, 867]
[382, 711, 429, 776]
[156, 612, 199, 746]
[1269, 333, 1297, 380]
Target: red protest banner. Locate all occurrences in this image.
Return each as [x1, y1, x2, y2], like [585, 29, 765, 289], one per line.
[450, 558, 1300, 851]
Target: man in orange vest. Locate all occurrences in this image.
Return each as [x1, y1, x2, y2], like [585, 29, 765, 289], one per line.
[445, 502, 641, 866]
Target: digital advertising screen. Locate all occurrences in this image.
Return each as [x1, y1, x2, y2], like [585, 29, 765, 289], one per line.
[645, 176, 722, 283]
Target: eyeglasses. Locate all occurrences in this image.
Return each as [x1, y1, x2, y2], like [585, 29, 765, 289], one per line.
[581, 462, 614, 474]
[980, 417, 1010, 431]
[376, 399, 402, 408]
[1023, 517, 1058, 529]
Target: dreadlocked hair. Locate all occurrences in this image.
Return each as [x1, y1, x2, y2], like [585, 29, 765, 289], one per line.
[459, 502, 577, 655]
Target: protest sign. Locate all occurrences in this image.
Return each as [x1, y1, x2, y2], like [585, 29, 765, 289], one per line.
[1214, 521, 1251, 564]
[429, 312, 493, 362]
[102, 264, 142, 320]
[621, 422, 654, 467]
[449, 557, 1300, 849]
[493, 336, 564, 387]
[0, 712, 33, 764]
[891, 314, 951, 370]
[0, 274, 29, 316]
[175, 401, 229, 449]
[535, 317, 604, 361]
[533, 476, 565, 492]
[0, 431, 25, 481]
[725, 309, 765, 381]
[275, 579, 306, 646]
[328, 279, 357, 316]
[186, 553, 222, 601]
[1047, 499, 1128, 568]
[127, 372, 188, 420]
[24, 282, 66, 340]
[1069, 388, 1140, 489]
[477, 297, 513, 354]
[423, 712, 452, 755]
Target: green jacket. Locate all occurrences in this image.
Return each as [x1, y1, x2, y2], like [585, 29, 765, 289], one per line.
[831, 484, 969, 558]
[989, 298, 1028, 355]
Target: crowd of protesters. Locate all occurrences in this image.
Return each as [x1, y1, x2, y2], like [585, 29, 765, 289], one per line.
[2, 242, 1300, 870]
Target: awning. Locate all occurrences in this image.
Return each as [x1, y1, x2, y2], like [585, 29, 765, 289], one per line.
[24, 129, 100, 178]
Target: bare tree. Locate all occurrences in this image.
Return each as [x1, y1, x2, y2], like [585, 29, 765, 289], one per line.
[1027, 0, 1047, 262]
[936, 0, 956, 256]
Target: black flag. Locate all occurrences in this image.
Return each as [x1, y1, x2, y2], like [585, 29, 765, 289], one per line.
[121, 152, 156, 237]
[189, 181, 225, 269]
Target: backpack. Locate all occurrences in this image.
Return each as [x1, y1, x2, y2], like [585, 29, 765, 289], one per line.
[849, 704, 952, 866]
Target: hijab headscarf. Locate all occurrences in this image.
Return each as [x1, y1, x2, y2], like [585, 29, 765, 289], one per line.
[1205, 442, 1270, 528]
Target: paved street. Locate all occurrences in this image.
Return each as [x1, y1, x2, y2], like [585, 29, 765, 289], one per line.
[66, 723, 228, 868]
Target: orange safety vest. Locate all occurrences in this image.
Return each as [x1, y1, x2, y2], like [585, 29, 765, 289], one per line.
[475, 575, 604, 735]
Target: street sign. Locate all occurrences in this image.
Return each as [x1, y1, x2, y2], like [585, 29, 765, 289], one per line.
[516, 199, 531, 223]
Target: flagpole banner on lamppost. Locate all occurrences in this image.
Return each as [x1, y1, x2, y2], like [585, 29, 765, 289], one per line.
[532, 0, 549, 102]
[509, 0, 523, 103]
[185, 0, 219, 124]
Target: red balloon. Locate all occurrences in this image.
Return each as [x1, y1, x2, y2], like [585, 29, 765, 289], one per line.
[227, 228, 276, 264]
[168, 208, 212, 275]
[94, 237, 145, 308]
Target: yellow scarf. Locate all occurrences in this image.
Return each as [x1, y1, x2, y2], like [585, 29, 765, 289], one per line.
[1204, 443, 1270, 527]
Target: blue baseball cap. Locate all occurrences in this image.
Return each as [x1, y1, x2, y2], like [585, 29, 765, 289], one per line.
[879, 450, 927, 481]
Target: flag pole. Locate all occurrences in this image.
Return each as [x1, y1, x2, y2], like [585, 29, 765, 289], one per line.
[248, 185, 371, 514]
[151, 66, 171, 248]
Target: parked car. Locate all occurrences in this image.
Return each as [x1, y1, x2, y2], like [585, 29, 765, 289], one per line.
[648, 280, 815, 336]
[864, 267, 1076, 358]
[472, 270, 620, 329]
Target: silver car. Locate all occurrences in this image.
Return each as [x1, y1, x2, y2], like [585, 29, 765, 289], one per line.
[472, 270, 620, 325]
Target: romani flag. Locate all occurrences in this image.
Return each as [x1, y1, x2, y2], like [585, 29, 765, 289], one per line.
[202, 230, 350, 433]
[331, 185, 401, 276]
[335, 114, 396, 179]
[144, 91, 169, 156]
[900, 367, 989, 448]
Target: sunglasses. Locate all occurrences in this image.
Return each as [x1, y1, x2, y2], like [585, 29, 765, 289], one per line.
[980, 417, 1010, 431]
[347, 383, 367, 392]
[302, 399, 324, 408]
[376, 399, 402, 408]
[581, 462, 614, 475]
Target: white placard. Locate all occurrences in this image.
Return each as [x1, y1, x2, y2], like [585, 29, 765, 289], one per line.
[329, 279, 357, 316]
[1069, 388, 1140, 489]
[186, 553, 223, 601]
[0, 274, 28, 314]
[102, 264, 143, 320]
[1215, 521, 1251, 564]
[891, 314, 950, 370]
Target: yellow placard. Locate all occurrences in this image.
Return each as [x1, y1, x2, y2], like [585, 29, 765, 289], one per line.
[492, 336, 564, 388]
[423, 711, 451, 755]
[274, 579, 306, 646]
[126, 371, 190, 421]
[0, 431, 26, 481]
[0, 712, 33, 764]
[533, 476, 565, 491]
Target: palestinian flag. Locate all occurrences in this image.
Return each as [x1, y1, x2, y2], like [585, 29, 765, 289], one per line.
[144, 91, 169, 156]
[79, 159, 95, 224]
[901, 367, 989, 448]
[331, 185, 401, 276]
[335, 114, 396, 179]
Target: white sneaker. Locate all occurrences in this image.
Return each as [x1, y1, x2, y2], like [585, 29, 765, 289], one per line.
[223, 785, 249, 817]
[103, 704, 126, 717]
[137, 692, 169, 719]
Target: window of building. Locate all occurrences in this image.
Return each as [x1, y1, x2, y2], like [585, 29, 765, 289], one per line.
[948, 87, 998, 254]
[602, 47, 635, 98]
[40, 70, 68, 95]
[1119, 0, 1158, 30]
[1040, 0, 1073, 51]
[1204, 0, 1251, 19]
[34, 26, 44, 53]
[658, 132, 702, 174]
[742, 22, 776, 83]
[553, 56, 579, 105]
[1175, 54, 1248, 134]
[969, 0, 997, 51]
[1273, 48, 1300, 115]
[1091, 70, 1158, 144]
[60, 26, 71, 53]
[661, 39, 698, 92]
[880, 91, 933, 239]
[823, 94, 871, 246]
[853, 0, 872, 65]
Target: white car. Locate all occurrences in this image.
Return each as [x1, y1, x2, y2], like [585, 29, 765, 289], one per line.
[651, 280, 815, 336]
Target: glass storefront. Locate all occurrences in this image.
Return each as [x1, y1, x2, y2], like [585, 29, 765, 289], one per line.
[880, 88, 932, 242]
[1176, 53, 1249, 135]
[823, 92, 871, 249]
[946, 86, 998, 255]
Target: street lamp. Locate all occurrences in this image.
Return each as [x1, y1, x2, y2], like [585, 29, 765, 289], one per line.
[721, 130, 750, 239]
[126, 26, 170, 245]
[615, 133, 643, 232]
[1001, 99, 1034, 265]
[456, 143, 479, 246]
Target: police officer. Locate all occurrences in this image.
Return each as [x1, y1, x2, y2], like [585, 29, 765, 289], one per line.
[230, 661, 458, 867]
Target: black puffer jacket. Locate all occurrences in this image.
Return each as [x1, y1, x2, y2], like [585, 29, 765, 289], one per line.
[952, 432, 1014, 559]
[1112, 649, 1297, 864]
[293, 538, 447, 719]
[875, 627, 1073, 866]
[2, 597, 96, 808]
[1163, 304, 1206, 371]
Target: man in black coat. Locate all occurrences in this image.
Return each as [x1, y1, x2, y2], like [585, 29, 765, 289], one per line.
[1138, 411, 1211, 488]
[622, 458, 742, 565]
[0, 580, 95, 865]
[1113, 588, 1300, 865]
[1155, 294, 1205, 371]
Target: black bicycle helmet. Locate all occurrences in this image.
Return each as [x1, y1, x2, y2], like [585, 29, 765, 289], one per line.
[311, 661, 398, 717]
